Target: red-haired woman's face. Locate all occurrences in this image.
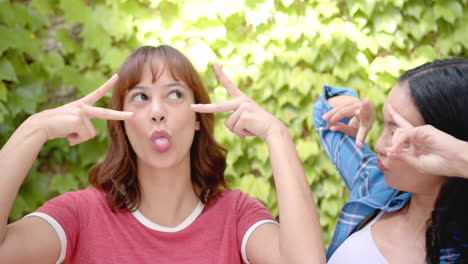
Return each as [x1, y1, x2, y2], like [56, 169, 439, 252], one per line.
[123, 64, 200, 170]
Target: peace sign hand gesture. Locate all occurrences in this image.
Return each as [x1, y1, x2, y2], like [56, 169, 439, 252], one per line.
[322, 96, 376, 149]
[191, 64, 285, 143]
[386, 104, 468, 178]
[31, 74, 133, 146]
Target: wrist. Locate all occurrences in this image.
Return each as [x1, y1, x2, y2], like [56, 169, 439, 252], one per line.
[22, 113, 49, 144]
[264, 121, 290, 145]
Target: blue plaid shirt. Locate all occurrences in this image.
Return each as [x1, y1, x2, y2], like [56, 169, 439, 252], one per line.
[314, 86, 462, 263]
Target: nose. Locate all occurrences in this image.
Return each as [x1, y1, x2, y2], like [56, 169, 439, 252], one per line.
[374, 132, 389, 157]
[150, 100, 167, 123]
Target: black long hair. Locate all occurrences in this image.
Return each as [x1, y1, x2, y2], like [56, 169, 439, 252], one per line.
[399, 59, 468, 263]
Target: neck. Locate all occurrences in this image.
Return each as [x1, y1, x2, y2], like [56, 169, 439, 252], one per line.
[403, 192, 438, 232]
[136, 155, 200, 227]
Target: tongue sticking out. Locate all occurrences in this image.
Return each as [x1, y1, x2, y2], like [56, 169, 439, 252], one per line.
[153, 137, 170, 152]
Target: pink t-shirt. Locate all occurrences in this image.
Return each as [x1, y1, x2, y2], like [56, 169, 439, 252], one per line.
[26, 187, 276, 264]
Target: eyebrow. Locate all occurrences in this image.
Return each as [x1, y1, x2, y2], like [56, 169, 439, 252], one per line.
[382, 118, 398, 127]
[129, 82, 188, 92]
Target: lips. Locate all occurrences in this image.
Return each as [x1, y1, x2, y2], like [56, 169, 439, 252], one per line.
[151, 130, 171, 153]
[377, 158, 387, 172]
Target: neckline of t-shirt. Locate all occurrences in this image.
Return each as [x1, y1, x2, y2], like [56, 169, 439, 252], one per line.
[131, 201, 205, 232]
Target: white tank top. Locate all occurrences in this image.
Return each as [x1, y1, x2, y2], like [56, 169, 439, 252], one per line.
[328, 211, 388, 264]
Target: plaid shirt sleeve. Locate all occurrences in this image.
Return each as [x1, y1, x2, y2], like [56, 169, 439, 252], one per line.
[313, 85, 378, 192]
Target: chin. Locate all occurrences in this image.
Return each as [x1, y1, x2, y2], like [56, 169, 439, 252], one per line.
[383, 172, 432, 194]
[133, 151, 176, 169]
[383, 173, 412, 192]
[149, 156, 179, 169]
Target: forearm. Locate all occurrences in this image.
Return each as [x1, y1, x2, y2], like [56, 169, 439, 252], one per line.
[0, 116, 47, 243]
[454, 141, 468, 179]
[265, 124, 326, 264]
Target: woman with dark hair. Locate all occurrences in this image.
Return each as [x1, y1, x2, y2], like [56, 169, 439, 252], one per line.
[0, 45, 325, 263]
[314, 59, 468, 263]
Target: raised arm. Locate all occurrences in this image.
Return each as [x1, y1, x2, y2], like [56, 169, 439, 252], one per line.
[192, 64, 325, 264]
[0, 75, 133, 263]
[313, 86, 378, 190]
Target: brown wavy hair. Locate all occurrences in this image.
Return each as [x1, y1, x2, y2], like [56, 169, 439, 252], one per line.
[89, 45, 227, 211]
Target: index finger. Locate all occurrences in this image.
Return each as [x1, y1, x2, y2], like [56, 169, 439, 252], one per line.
[191, 99, 240, 113]
[387, 127, 414, 153]
[386, 103, 413, 128]
[81, 74, 118, 105]
[84, 105, 134, 120]
[213, 63, 244, 98]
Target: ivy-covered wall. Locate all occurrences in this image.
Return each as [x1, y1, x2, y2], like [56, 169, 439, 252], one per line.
[1, 0, 467, 245]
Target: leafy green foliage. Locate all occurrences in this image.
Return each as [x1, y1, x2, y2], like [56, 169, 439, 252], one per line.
[1, 0, 467, 247]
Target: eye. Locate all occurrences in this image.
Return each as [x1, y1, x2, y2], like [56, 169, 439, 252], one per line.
[133, 93, 148, 102]
[168, 90, 182, 100]
[384, 125, 396, 137]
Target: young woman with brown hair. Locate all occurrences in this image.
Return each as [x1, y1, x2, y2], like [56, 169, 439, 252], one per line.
[0, 45, 325, 264]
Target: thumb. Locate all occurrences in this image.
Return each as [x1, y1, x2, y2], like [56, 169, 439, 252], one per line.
[359, 99, 375, 126]
[387, 149, 419, 168]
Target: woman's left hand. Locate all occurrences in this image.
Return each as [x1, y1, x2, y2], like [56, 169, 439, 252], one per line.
[191, 63, 285, 142]
[386, 104, 468, 178]
[322, 96, 376, 149]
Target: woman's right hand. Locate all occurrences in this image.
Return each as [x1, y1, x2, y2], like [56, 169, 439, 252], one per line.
[322, 95, 376, 148]
[30, 74, 133, 146]
[0, 75, 134, 264]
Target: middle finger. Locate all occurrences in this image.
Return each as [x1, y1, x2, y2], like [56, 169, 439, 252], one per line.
[191, 98, 242, 113]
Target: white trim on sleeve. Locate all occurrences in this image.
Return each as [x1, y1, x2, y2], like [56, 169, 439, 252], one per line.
[241, 219, 278, 264]
[23, 212, 67, 264]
